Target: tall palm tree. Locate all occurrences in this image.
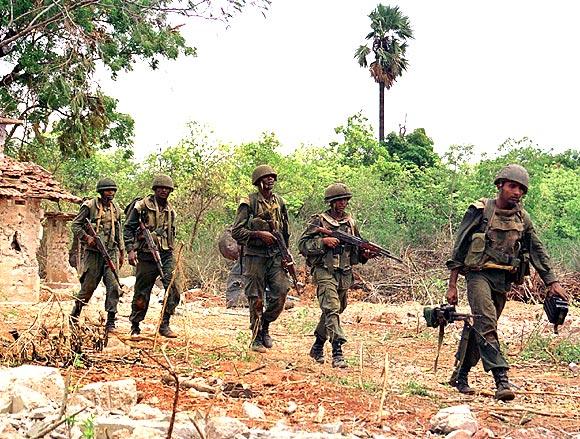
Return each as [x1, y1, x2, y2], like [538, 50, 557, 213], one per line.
[355, 4, 413, 142]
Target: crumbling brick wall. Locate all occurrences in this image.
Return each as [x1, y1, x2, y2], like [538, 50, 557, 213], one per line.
[0, 197, 42, 302]
[42, 213, 78, 285]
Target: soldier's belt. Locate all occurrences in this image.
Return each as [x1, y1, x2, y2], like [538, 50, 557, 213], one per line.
[480, 262, 517, 273]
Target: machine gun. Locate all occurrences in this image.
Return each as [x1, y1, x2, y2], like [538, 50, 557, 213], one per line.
[85, 219, 120, 285]
[263, 213, 303, 294]
[138, 219, 165, 280]
[315, 226, 403, 263]
[423, 304, 476, 372]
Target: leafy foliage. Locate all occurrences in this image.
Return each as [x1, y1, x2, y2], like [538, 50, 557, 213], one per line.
[0, 0, 270, 160]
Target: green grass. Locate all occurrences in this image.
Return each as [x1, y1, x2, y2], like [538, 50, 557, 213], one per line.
[521, 334, 580, 364]
[403, 380, 430, 397]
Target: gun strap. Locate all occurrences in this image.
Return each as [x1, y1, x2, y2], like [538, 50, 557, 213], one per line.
[434, 323, 445, 372]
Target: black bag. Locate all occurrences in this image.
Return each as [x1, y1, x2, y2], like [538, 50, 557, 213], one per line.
[543, 295, 568, 333]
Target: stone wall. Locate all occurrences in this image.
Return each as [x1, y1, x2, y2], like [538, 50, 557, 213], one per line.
[0, 197, 42, 302]
[42, 212, 78, 285]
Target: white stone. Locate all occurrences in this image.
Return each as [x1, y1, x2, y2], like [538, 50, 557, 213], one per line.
[243, 401, 265, 420]
[129, 404, 165, 420]
[445, 430, 474, 439]
[11, 385, 52, 413]
[9, 365, 65, 405]
[430, 405, 478, 435]
[284, 401, 297, 415]
[206, 416, 249, 439]
[321, 421, 343, 434]
[78, 379, 138, 414]
[129, 426, 164, 439]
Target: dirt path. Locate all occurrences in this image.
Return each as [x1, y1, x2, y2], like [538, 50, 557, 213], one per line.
[1, 293, 579, 437]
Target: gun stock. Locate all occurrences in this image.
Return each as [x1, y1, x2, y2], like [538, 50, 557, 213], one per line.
[85, 219, 120, 285]
[264, 219, 303, 294]
[138, 220, 165, 280]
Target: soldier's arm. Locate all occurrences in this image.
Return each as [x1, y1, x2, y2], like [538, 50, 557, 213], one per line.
[298, 216, 326, 256]
[71, 204, 90, 242]
[446, 206, 482, 271]
[527, 224, 558, 286]
[230, 204, 253, 245]
[123, 205, 141, 253]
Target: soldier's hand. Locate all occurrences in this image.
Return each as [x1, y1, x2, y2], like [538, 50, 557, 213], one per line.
[128, 250, 138, 266]
[363, 248, 380, 259]
[447, 285, 458, 305]
[119, 251, 125, 269]
[548, 281, 568, 301]
[85, 235, 96, 247]
[322, 237, 340, 248]
[256, 231, 276, 245]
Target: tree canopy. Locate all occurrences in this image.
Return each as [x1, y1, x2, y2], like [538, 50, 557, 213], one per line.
[0, 0, 270, 160]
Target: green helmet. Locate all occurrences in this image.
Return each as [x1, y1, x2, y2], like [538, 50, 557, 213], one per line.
[151, 174, 175, 190]
[96, 178, 117, 193]
[494, 164, 529, 192]
[252, 165, 277, 186]
[324, 183, 352, 203]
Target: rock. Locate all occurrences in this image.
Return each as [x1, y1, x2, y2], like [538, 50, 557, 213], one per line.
[242, 401, 265, 420]
[569, 362, 579, 374]
[128, 404, 165, 420]
[430, 405, 478, 435]
[11, 385, 52, 413]
[284, 401, 298, 415]
[206, 416, 249, 439]
[473, 428, 495, 438]
[129, 426, 163, 438]
[321, 421, 343, 434]
[181, 378, 215, 394]
[78, 379, 138, 414]
[148, 397, 160, 405]
[0, 417, 19, 438]
[28, 406, 55, 419]
[93, 415, 199, 439]
[314, 405, 325, 423]
[445, 430, 474, 439]
[505, 428, 558, 439]
[188, 389, 211, 399]
[9, 365, 65, 405]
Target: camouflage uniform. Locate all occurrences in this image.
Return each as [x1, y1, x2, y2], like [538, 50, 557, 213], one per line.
[124, 192, 180, 333]
[299, 183, 368, 367]
[231, 166, 291, 351]
[448, 164, 559, 400]
[70, 184, 124, 327]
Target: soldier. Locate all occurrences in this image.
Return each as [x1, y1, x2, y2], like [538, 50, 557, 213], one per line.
[124, 175, 180, 338]
[446, 164, 567, 401]
[231, 165, 291, 353]
[298, 183, 375, 368]
[70, 178, 124, 329]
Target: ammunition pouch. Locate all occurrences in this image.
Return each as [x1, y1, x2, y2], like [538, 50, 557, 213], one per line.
[543, 295, 568, 331]
[510, 253, 529, 285]
[464, 232, 486, 269]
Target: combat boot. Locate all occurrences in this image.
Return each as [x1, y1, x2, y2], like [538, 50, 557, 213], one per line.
[261, 321, 273, 349]
[69, 301, 83, 326]
[492, 367, 515, 401]
[449, 365, 475, 395]
[159, 316, 177, 338]
[309, 335, 325, 364]
[105, 312, 116, 330]
[130, 322, 141, 337]
[331, 340, 348, 368]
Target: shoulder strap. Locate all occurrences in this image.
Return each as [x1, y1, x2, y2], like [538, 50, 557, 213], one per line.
[480, 198, 496, 233]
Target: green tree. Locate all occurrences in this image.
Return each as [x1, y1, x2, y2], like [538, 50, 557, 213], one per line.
[332, 112, 383, 166]
[355, 4, 413, 142]
[0, 0, 270, 160]
[383, 128, 437, 168]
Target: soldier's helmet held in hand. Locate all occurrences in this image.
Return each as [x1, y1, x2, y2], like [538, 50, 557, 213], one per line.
[252, 165, 277, 186]
[152, 174, 175, 190]
[96, 178, 117, 193]
[494, 164, 529, 193]
[324, 183, 352, 203]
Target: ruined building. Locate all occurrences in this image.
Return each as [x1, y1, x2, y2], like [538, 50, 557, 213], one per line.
[0, 117, 81, 302]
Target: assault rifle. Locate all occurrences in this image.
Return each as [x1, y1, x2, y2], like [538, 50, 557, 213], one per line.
[138, 219, 165, 280]
[85, 219, 120, 285]
[263, 213, 303, 294]
[314, 226, 403, 263]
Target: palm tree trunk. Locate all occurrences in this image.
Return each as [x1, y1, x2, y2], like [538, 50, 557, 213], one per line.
[379, 81, 385, 142]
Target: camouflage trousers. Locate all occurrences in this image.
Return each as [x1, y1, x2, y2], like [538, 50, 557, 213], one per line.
[130, 250, 180, 324]
[75, 250, 120, 313]
[312, 267, 353, 344]
[454, 271, 510, 372]
[241, 254, 290, 336]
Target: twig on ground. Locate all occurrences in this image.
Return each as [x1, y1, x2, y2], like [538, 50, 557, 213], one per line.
[377, 352, 389, 421]
[242, 364, 265, 376]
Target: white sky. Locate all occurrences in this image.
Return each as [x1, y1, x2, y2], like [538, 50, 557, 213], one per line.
[100, 0, 580, 160]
